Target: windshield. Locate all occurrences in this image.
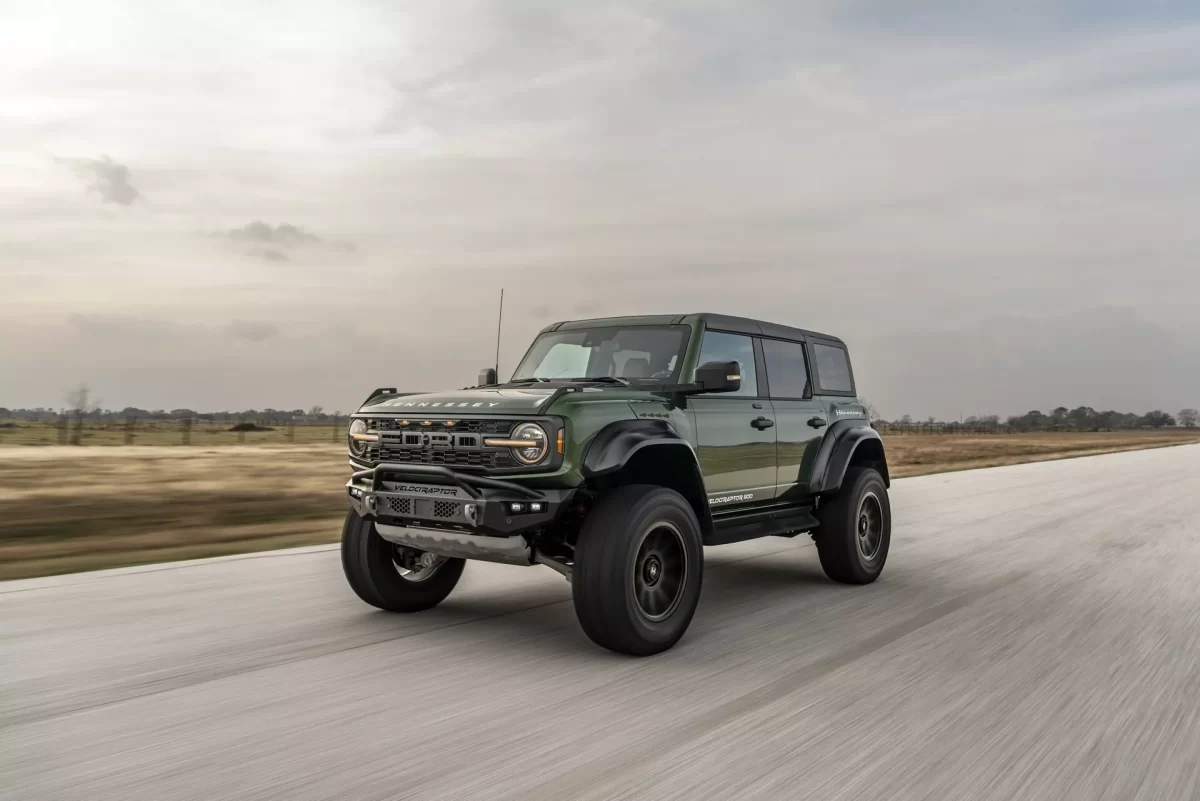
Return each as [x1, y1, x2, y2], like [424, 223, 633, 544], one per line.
[511, 325, 690, 384]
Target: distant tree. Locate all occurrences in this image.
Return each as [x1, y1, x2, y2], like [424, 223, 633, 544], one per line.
[0, 407, 9, 418]
[64, 384, 99, 445]
[309, 405, 324, 417]
[1140, 410, 1175, 428]
[859, 397, 879, 421]
[900, 414, 913, 426]
[1068, 406, 1097, 430]
[1179, 408, 1198, 429]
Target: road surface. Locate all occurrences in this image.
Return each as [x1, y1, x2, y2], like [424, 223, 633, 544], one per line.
[3, 445, 1199, 800]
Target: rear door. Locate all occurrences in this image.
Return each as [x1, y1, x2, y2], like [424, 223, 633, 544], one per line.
[759, 337, 829, 499]
[691, 330, 778, 506]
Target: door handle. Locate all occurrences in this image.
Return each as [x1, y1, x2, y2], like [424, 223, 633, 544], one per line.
[751, 417, 775, 430]
[807, 417, 827, 429]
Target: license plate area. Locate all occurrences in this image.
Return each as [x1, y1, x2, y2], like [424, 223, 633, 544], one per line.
[376, 481, 474, 523]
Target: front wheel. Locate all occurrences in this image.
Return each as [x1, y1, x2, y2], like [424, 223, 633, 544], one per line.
[341, 511, 465, 612]
[815, 466, 891, 584]
[572, 485, 704, 656]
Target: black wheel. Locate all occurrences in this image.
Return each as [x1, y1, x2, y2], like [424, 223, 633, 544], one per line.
[572, 485, 704, 656]
[814, 467, 891, 584]
[340, 511, 465, 612]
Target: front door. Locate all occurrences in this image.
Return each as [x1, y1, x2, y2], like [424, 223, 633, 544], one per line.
[760, 337, 828, 499]
[691, 331, 777, 506]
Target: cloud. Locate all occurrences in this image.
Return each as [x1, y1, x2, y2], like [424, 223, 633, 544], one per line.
[256, 248, 289, 263]
[222, 221, 320, 247]
[211, 221, 345, 262]
[61, 156, 140, 205]
[226, 320, 280, 342]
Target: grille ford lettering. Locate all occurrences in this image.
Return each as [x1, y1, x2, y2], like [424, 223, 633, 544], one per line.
[392, 485, 461, 496]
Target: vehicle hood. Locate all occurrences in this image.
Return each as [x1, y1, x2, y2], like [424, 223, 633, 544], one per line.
[358, 388, 559, 415]
[358, 384, 662, 416]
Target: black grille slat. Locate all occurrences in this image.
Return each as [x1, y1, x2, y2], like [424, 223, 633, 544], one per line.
[432, 501, 457, 519]
[386, 497, 412, 516]
[372, 419, 511, 435]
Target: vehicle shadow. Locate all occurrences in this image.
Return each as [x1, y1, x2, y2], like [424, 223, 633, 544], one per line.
[361, 549, 844, 660]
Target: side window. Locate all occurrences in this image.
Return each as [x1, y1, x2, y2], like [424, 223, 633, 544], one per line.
[695, 331, 757, 397]
[761, 339, 810, 399]
[811, 343, 853, 393]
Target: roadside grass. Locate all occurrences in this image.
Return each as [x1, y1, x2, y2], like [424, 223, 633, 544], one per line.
[2, 431, 1197, 580]
[884, 429, 1200, 477]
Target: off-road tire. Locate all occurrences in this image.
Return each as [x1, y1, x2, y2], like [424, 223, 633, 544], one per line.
[572, 485, 704, 656]
[340, 511, 465, 612]
[815, 466, 890, 584]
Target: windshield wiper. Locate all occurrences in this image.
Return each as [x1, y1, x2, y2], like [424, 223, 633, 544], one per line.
[567, 376, 630, 386]
[506, 377, 552, 384]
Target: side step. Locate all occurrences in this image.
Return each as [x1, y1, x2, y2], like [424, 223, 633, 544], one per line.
[706, 501, 819, 546]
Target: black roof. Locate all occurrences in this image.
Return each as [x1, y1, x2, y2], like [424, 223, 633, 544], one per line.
[690, 313, 845, 345]
[543, 313, 845, 346]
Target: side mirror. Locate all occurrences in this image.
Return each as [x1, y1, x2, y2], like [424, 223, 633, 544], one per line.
[477, 367, 498, 387]
[694, 360, 742, 393]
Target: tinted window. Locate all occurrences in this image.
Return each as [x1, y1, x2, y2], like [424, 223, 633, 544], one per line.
[695, 331, 757, 396]
[761, 339, 810, 398]
[812, 343, 853, 393]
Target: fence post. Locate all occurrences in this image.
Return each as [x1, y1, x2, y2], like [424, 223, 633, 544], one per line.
[286, 420, 295, 443]
[181, 418, 192, 446]
[125, 417, 136, 445]
[331, 415, 340, 443]
[237, 417, 246, 444]
[57, 414, 69, 445]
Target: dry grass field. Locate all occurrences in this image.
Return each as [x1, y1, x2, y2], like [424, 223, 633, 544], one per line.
[2, 430, 1197, 580]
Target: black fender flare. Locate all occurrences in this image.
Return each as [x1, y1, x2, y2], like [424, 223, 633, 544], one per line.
[581, 419, 713, 538]
[582, 419, 698, 478]
[809, 420, 889, 495]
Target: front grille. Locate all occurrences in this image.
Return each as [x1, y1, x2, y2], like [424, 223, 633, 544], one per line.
[363, 417, 518, 472]
[433, 501, 457, 519]
[370, 446, 514, 470]
[386, 497, 412, 516]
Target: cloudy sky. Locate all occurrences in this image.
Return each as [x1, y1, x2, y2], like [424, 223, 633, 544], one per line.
[2, 0, 1198, 418]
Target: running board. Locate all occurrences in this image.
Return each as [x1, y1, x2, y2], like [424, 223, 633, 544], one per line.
[706, 502, 819, 546]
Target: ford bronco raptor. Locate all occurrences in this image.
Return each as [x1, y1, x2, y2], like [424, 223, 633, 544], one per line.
[342, 313, 890, 655]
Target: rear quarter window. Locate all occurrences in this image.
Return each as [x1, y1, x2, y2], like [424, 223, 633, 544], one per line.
[811, 343, 853, 394]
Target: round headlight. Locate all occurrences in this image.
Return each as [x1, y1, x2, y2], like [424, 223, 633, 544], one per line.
[348, 419, 369, 457]
[511, 422, 549, 465]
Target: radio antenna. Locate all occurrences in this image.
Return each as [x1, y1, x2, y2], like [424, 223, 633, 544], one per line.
[494, 288, 504, 378]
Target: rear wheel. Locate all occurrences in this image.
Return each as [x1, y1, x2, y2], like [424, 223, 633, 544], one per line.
[815, 467, 890, 584]
[340, 511, 465, 612]
[572, 485, 704, 656]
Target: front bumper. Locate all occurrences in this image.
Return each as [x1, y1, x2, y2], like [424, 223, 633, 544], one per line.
[346, 463, 576, 564]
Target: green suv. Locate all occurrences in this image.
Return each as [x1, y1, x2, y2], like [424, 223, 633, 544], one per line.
[342, 313, 891, 655]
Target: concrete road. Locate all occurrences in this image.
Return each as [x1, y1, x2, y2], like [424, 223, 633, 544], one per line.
[3, 445, 1199, 801]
